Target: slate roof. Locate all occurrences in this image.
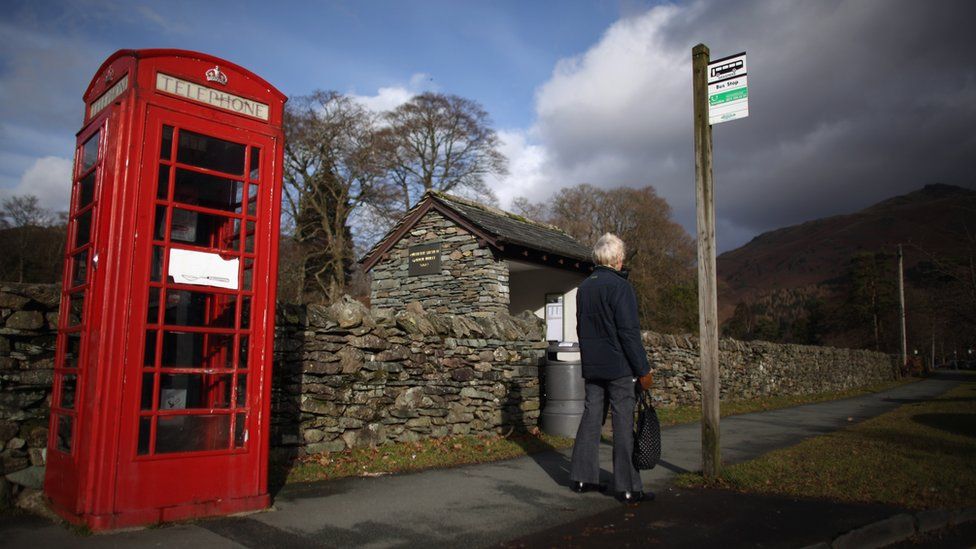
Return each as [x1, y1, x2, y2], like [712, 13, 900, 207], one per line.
[360, 191, 593, 271]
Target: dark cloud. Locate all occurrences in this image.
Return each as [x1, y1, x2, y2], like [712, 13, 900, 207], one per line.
[525, 0, 976, 251]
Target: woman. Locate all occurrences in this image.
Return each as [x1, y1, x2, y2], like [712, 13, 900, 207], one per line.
[569, 233, 654, 503]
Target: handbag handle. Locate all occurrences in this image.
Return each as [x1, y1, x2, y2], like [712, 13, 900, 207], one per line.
[636, 387, 652, 411]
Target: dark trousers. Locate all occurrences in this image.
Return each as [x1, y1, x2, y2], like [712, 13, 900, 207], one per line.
[569, 376, 642, 493]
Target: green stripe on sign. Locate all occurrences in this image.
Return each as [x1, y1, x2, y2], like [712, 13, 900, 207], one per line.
[709, 87, 748, 105]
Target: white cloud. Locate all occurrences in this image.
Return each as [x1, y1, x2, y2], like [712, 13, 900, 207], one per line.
[496, 4, 694, 219]
[496, 0, 976, 251]
[348, 72, 436, 113]
[486, 129, 549, 209]
[0, 156, 73, 214]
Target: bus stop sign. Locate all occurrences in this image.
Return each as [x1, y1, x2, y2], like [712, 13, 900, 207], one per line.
[707, 52, 748, 125]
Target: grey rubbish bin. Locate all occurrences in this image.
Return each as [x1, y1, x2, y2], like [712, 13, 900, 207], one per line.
[540, 342, 585, 438]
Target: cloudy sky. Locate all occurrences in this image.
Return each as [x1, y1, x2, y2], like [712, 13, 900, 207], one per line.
[1, 0, 973, 251]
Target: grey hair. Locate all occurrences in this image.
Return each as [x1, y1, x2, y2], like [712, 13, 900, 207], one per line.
[593, 233, 625, 267]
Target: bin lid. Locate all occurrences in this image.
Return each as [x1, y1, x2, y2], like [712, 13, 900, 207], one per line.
[547, 341, 579, 353]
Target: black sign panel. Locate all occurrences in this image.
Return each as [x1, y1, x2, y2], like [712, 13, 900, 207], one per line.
[408, 243, 442, 276]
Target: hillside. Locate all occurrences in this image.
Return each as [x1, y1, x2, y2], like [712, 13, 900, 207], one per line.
[717, 183, 976, 349]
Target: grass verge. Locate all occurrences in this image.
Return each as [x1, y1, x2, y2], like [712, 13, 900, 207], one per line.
[277, 378, 915, 485]
[675, 374, 976, 510]
[656, 378, 915, 427]
[280, 431, 574, 484]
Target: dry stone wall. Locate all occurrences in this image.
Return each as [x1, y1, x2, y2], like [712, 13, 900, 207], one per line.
[272, 297, 547, 455]
[369, 210, 510, 316]
[0, 284, 59, 506]
[642, 331, 898, 407]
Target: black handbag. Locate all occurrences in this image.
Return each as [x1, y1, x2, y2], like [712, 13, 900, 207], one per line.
[633, 388, 661, 470]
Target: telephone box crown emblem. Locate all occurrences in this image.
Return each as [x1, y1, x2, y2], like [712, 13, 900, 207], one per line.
[206, 65, 228, 85]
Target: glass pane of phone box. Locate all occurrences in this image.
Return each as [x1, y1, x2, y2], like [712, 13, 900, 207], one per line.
[152, 331, 235, 369]
[156, 414, 231, 454]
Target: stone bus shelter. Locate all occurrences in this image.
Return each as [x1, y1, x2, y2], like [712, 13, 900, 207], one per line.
[360, 192, 594, 342]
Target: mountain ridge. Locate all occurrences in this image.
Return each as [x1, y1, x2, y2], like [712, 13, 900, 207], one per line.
[717, 183, 976, 324]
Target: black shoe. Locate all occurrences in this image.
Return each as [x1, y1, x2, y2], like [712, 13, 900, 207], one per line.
[621, 490, 654, 504]
[571, 481, 607, 493]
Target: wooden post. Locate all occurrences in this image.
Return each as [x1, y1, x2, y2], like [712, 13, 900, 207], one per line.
[897, 244, 907, 371]
[693, 43, 721, 478]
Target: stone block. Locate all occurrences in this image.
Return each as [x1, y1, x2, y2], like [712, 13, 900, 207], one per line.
[303, 360, 342, 375]
[0, 452, 27, 475]
[5, 465, 44, 489]
[519, 400, 540, 412]
[394, 387, 424, 409]
[4, 311, 43, 331]
[451, 368, 475, 382]
[389, 408, 419, 419]
[375, 345, 410, 362]
[0, 293, 30, 310]
[406, 417, 431, 428]
[348, 334, 388, 351]
[300, 396, 342, 416]
[446, 408, 474, 424]
[15, 488, 59, 521]
[397, 430, 421, 443]
[339, 347, 365, 374]
[338, 417, 364, 429]
[460, 387, 493, 400]
[280, 434, 300, 445]
[0, 421, 18, 442]
[345, 405, 375, 420]
[305, 440, 346, 454]
[303, 429, 325, 443]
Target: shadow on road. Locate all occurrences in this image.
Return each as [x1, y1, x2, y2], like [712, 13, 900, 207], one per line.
[655, 459, 691, 475]
[929, 371, 976, 382]
[911, 412, 976, 438]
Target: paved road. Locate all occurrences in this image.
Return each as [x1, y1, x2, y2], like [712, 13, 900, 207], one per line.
[0, 374, 961, 548]
[503, 485, 913, 549]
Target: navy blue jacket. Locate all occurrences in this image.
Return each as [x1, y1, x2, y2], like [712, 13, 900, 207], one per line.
[576, 266, 651, 380]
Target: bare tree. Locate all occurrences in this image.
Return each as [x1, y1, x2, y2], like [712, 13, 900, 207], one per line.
[1, 195, 55, 228]
[510, 196, 549, 224]
[0, 194, 64, 283]
[282, 91, 395, 303]
[516, 185, 698, 333]
[378, 92, 507, 212]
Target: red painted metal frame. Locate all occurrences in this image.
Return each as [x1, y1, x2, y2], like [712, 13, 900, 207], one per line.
[44, 49, 285, 531]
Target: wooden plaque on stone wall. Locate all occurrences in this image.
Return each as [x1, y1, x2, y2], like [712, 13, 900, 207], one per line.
[408, 242, 442, 276]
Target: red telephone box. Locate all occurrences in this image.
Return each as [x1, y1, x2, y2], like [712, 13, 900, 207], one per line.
[44, 49, 286, 530]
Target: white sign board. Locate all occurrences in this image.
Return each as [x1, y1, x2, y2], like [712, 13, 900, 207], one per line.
[89, 75, 129, 119]
[156, 73, 270, 121]
[545, 295, 564, 342]
[707, 52, 748, 125]
[168, 248, 240, 290]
